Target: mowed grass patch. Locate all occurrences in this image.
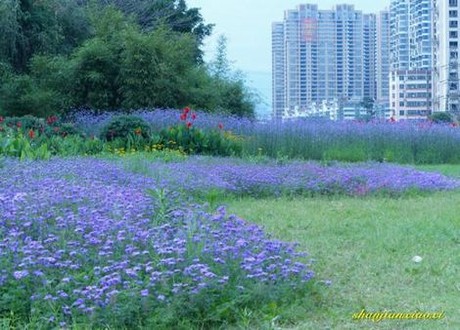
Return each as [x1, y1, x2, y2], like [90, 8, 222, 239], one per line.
[224, 192, 460, 329]
[415, 164, 460, 178]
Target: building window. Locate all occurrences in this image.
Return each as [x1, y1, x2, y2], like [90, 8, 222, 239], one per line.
[399, 101, 404, 106]
[399, 84, 404, 89]
[450, 41, 458, 48]
[450, 0, 458, 6]
[399, 93, 404, 98]
[399, 110, 405, 116]
[449, 10, 458, 18]
[450, 20, 458, 28]
[450, 31, 458, 38]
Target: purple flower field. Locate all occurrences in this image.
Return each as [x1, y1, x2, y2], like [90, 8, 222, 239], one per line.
[66, 108, 460, 164]
[0, 157, 313, 327]
[1, 156, 458, 327]
[124, 156, 460, 196]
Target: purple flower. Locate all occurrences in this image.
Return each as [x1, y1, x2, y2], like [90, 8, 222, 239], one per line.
[13, 270, 29, 280]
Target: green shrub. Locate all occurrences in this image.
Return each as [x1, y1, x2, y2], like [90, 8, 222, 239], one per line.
[429, 112, 453, 123]
[47, 134, 104, 156]
[46, 121, 83, 138]
[100, 115, 152, 141]
[0, 74, 65, 117]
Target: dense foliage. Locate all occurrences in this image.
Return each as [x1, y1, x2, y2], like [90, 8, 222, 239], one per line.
[0, 1, 255, 118]
[100, 115, 152, 141]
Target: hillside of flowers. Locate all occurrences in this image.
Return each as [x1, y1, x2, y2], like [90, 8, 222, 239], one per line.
[0, 158, 315, 329]
[2, 108, 460, 328]
[1, 154, 459, 327]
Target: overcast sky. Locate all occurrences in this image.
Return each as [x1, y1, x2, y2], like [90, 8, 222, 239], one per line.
[187, 0, 389, 74]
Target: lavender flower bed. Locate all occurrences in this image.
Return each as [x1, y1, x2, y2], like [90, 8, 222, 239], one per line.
[0, 158, 313, 328]
[124, 157, 460, 197]
[66, 108, 460, 164]
[1, 156, 458, 326]
[66, 108, 254, 137]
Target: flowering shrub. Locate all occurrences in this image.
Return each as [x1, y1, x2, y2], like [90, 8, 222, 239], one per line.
[1, 115, 82, 138]
[0, 158, 314, 328]
[159, 107, 243, 156]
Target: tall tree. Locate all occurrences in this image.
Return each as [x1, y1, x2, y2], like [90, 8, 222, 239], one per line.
[0, 0, 90, 73]
[83, 0, 213, 62]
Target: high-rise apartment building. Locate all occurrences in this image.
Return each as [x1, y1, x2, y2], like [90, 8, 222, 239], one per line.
[389, 0, 433, 120]
[376, 10, 391, 105]
[272, 4, 378, 119]
[272, 22, 285, 119]
[390, 0, 410, 71]
[433, 0, 460, 112]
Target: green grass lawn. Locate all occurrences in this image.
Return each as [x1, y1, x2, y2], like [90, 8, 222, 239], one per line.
[224, 190, 460, 329]
[414, 164, 460, 178]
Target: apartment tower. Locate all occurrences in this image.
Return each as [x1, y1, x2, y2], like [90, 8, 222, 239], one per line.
[433, 0, 460, 112]
[272, 4, 378, 119]
[389, 0, 433, 120]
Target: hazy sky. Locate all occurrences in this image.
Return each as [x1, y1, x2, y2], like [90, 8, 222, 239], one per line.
[187, 0, 389, 74]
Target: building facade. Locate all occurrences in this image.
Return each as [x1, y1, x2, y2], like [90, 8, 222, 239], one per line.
[389, 0, 433, 120]
[433, 0, 460, 112]
[272, 4, 378, 119]
[376, 10, 391, 106]
[390, 69, 432, 120]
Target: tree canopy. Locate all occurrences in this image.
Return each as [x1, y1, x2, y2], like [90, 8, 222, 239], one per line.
[0, 1, 255, 118]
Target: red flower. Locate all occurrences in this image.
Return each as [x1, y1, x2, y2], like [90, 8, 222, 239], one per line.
[0, 116, 3, 123]
[191, 113, 197, 120]
[218, 123, 224, 130]
[186, 122, 192, 128]
[180, 113, 187, 121]
[47, 116, 58, 125]
[28, 129, 35, 139]
[16, 122, 22, 128]
[184, 107, 190, 114]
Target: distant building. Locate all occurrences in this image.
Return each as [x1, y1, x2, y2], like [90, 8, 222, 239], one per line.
[389, 0, 433, 120]
[433, 0, 460, 113]
[390, 69, 432, 120]
[271, 22, 285, 119]
[376, 10, 391, 107]
[272, 4, 378, 120]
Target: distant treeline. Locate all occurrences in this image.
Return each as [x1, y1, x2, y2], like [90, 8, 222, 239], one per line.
[0, 0, 255, 118]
